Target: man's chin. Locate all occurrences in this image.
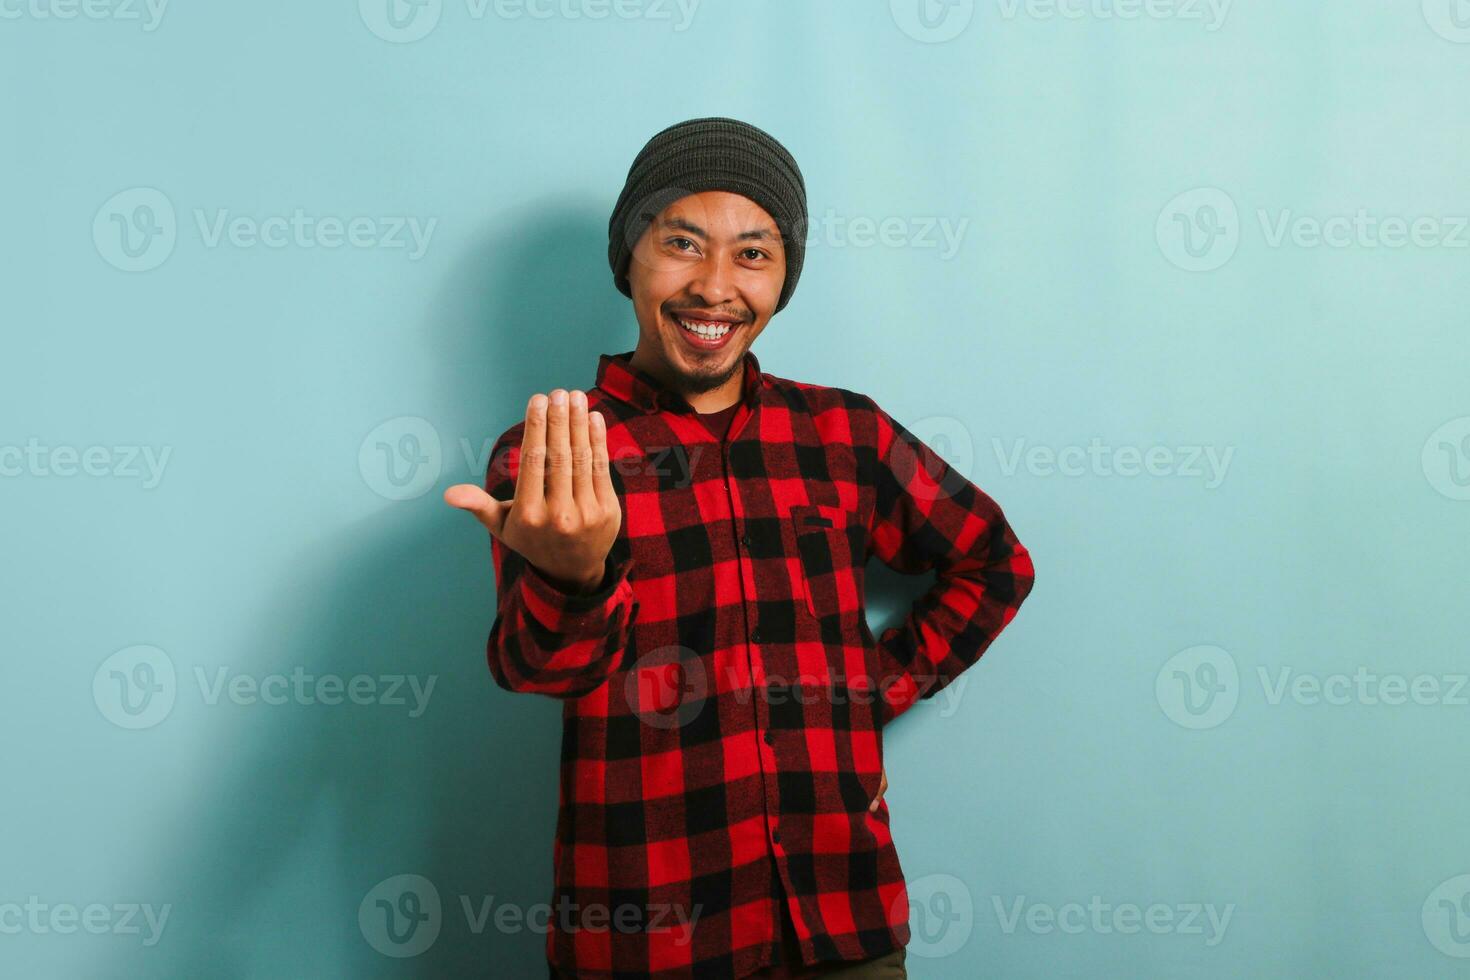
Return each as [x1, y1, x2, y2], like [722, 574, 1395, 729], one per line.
[664, 336, 742, 388]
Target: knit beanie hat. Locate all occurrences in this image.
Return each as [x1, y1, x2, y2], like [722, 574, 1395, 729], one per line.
[607, 117, 807, 314]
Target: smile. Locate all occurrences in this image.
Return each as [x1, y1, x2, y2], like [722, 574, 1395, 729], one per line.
[676, 317, 735, 339]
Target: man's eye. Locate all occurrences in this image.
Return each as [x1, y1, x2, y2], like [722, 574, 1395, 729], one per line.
[670, 237, 697, 252]
[742, 248, 768, 261]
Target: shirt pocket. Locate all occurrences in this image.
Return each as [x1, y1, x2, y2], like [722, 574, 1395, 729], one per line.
[789, 504, 864, 628]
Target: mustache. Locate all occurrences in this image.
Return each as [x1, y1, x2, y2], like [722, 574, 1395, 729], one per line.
[667, 307, 751, 322]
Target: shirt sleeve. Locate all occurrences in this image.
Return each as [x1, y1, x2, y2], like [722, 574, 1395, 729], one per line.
[863, 397, 1036, 725]
[482, 431, 638, 699]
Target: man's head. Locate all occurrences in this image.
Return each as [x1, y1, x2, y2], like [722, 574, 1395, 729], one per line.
[607, 117, 806, 395]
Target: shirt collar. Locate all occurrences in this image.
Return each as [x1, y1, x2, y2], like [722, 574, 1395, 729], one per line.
[595, 348, 768, 415]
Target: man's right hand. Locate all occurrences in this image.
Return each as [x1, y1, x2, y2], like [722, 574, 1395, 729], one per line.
[444, 388, 621, 595]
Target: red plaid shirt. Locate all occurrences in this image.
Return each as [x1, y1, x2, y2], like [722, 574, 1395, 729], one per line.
[483, 349, 1035, 978]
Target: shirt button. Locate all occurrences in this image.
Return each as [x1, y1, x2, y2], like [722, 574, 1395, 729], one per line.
[751, 627, 763, 643]
[740, 533, 752, 547]
[772, 829, 781, 844]
[763, 730, 774, 745]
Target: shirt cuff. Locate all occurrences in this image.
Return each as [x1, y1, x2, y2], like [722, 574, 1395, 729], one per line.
[520, 556, 635, 621]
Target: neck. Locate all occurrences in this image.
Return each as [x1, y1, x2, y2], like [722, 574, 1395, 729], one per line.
[629, 342, 743, 413]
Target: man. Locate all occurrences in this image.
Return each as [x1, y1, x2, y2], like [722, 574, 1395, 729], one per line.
[445, 117, 1035, 979]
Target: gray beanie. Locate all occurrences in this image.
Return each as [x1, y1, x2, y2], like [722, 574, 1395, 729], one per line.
[607, 116, 807, 313]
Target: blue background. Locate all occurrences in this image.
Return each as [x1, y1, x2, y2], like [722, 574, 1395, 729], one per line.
[4, 1, 1469, 976]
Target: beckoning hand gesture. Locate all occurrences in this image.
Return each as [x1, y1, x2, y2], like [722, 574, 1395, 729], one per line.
[445, 389, 621, 595]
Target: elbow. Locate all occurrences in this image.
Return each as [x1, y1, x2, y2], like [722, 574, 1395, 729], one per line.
[485, 630, 623, 700]
[1009, 541, 1036, 612]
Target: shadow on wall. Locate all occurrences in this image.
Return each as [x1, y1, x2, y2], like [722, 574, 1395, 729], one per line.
[108, 203, 930, 977]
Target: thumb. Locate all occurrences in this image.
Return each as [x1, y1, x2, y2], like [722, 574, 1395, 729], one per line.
[443, 483, 509, 537]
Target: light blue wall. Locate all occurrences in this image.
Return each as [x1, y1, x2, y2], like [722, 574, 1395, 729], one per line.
[4, 1, 1469, 976]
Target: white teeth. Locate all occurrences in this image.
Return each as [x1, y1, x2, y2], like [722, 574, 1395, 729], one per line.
[677, 317, 733, 339]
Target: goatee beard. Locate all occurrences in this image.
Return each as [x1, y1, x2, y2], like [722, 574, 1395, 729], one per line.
[672, 346, 741, 395]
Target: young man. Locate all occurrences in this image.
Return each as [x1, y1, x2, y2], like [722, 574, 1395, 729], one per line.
[445, 117, 1035, 979]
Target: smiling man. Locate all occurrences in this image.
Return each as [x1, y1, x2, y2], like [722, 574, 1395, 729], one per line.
[445, 117, 1035, 979]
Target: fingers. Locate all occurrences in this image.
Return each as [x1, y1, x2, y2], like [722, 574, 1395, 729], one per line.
[506, 388, 603, 517]
[869, 767, 887, 811]
[590, 408, 617, 511]
[569, 390, 594, 506]
[545, 389, 572, 507]
[516, 393, 547, 511]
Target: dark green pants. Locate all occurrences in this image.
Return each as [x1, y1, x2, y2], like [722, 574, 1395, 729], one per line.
[548, 945, 907, 978]
[749, 944, 908, 977]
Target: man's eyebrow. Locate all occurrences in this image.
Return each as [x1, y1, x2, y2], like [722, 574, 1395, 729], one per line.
[660, 216, 779, 242]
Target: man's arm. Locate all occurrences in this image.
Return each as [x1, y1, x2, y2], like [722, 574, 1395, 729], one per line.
[863, 396, 1036, 725]
[446, 389, 635, 699]
[480, 431, 637, 698]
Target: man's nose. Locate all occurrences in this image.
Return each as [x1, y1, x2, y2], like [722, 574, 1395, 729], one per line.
[687, 250, 738, 304]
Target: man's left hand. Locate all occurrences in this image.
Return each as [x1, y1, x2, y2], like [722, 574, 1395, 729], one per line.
[868, 766, 887, 812]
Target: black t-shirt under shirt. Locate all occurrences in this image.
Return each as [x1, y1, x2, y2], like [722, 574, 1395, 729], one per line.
[694, 401, 740, 442]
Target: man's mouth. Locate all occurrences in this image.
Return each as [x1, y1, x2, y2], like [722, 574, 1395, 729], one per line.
[675, 316, 737, 339]
[668, 311, 745, 348]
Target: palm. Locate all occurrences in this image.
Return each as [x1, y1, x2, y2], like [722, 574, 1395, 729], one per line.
[445, 389, 621, 592]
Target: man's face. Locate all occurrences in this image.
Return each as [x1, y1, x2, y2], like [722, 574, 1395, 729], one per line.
[626, 190, 786, 395]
